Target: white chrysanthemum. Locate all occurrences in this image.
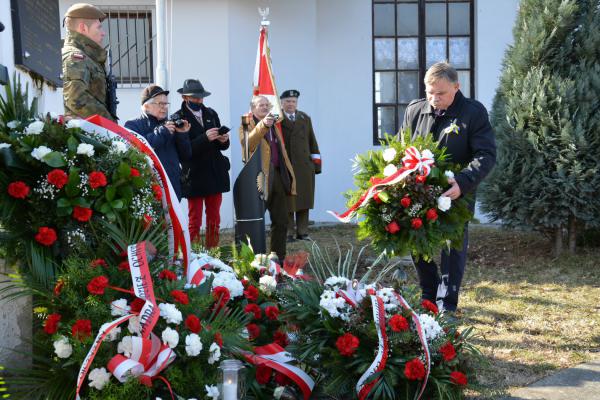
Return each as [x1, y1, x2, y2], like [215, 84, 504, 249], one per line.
[421, 149, 434, 161]
[418, 313, 443, 342]
[25, 120, 44, 135]
[7, 120, 19, 129]
[110, 140, 128, 154]
[376, 287, 399, 311]
[207, 342, 221, 364]
[205, 385, 220, 400]
[319, 290, 349, 318]
[117, 336, 133, 357]
[162, 327, 179, 349]
[259, 275, 277, 295]
[66, 119, 81, 129]
[128, 315, 141, 334]
[88, 367, 111, 390]
[383, 164, 398, 177]
[100, 323, 121, 342]
[212, 271, 244, 298]
[53, 336, 73, 358]
[382, 147, 397, 162]
[159, 303, 183, 325]
[77, 143, 95, 157]
[444, 170, 455, 179]
[208, 257, 234, 273]
[110, 298, 130, 316]
[0, 143, 11, 149]
[324, 276, 350, 290]
[31, 146, 52, 161]
[437, 196, 452, 212]
[185, 333, 203, 356]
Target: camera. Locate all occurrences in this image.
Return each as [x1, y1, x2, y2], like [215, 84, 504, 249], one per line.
[218, 125, 231, 135]
[269, 113, 279, 121]
[168, 113, 186, 128]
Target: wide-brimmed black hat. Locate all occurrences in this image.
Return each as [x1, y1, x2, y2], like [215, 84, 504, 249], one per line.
[141, 84, 169, 105]
[177, 79, 211, 99]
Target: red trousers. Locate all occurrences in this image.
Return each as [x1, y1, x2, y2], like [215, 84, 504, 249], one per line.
[188, 193, 222, 248]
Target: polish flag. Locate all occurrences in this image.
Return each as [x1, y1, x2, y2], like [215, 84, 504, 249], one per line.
[253, 24, 282, 118]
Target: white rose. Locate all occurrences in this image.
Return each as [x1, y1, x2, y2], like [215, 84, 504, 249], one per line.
[162, 327, 179, 348]
[31, 146, 52, 161]
[421, 149, 434, 161]
[24, 120, 45, 135]
[383, 164, 398, 177]
[158, 303, 183, 325]
[77, 143, 95, 157]
[259, 275, 277, 295]
[88, 367, 111, 390]
[444, 170, 455, 179]
[7, 120, 19, 129]
[205, 385, 220, 400]
[437, 196, 452, 212]
[110, 298, 130, 316]
[0, 143, 11, 149]
[207, 342, 221, 364]
[53, 336, 73, 358]
[110, 141, 128, 154]
[128, 315, 141, 334]
[117, 336, 133, 357]
[66, 119, 81, 129]
[382, 148, 397, 162]
[185, 333, 203, 356]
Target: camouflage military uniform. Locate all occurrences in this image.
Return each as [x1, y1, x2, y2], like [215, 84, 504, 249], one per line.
[62, 30, 113, 120]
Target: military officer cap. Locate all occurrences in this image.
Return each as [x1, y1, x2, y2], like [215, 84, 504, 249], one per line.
[64, 3, 107, 21]
[141, 85, 170, 105]
[280, 89, 300, 99]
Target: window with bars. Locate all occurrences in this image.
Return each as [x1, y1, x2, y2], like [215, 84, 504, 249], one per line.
[372, 0, 474, 144]
[100, 7, 155, 87]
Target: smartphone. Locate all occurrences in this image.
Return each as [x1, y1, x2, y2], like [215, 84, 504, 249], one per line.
[218, 125, 230, 135]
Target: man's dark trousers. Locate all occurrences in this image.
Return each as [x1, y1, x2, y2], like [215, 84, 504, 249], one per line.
[415, 226, 469, 312]
[267, 169, 289, 261]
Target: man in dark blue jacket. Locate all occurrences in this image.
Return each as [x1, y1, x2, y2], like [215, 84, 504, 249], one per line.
[125, 85, 192, 199]
[402, 62, 496, 315]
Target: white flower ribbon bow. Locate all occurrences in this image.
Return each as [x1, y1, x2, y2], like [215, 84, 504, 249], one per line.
[402, 146, 435, 176]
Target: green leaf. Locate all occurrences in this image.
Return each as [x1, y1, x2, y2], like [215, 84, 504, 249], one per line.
[111, 199, 124, 209]
[0, 147, 28, 170]
[105, 186, 117, 202]
[56, 197, 71, 208]
[56, 206, 72, 217]
[100, 203, 112, 214]
[41, 151, 66, 168]
[72, 197, 90, 207]
[117, 162, 131, 179]
[67, 136, 79, 153]
[118, 185, 133, 202]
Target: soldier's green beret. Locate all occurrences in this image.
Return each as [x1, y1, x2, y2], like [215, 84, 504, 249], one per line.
[65, 3, 106, 21]
[280, 89, 300, 99]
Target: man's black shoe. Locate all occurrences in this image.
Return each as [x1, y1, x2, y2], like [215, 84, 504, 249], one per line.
[296, 234, 311, 241]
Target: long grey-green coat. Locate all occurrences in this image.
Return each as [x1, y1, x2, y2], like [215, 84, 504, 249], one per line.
[281, 110, 321, 211]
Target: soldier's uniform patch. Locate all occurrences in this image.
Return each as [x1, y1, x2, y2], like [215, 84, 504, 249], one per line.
[72, 53, 85, 61]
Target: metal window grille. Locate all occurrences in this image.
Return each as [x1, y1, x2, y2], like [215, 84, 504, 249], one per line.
[100, 6, 155, 87]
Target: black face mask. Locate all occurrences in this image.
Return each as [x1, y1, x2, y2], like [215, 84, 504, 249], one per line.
[186, 101, 202, 112]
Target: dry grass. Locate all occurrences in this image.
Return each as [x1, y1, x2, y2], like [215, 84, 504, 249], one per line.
[223, 223, 600, 398]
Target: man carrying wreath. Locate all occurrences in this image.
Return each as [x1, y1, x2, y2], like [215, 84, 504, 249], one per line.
[401, 62, 496, 315]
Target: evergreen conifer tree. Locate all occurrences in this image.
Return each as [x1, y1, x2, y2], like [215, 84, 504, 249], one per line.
[479, 0, 600, 254]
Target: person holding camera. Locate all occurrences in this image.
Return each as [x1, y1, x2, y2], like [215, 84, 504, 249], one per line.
[124, 84, 192, 199]
[171, 79, 231, 247]
[240, 96, 296, 262]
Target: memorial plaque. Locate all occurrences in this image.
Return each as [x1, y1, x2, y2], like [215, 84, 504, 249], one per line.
[11, 0, 62, 87]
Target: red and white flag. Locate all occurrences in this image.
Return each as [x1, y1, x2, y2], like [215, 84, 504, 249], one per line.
[253, 24, 282, 117]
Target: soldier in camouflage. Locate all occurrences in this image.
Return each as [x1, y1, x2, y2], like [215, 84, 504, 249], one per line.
[61, 3, 114, 120]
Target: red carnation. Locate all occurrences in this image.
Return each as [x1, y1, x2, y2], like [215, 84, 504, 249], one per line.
[426, 208, 438, 222]
[389, 314, 409, 332]
[411, 218, 423, 230]
[385, 221, 400, 234]
[185, 314, 202, 333]
[71, 319, 92, 340]
[118, 260, 130, 271]
[400, 196, 411, 208]
[171, 290, 189, 305]
[243, 285, 259, 302]
[158, 269, 177, 281]
[7, 181, 30, 199]
[73, 206, 93, 222]
[335, 333, 360, 357]
[130, 167, 140, 177]
[215, 332, 223, 348]
[152, 184, 162, 201]
[421, 299, 439, 315]
[246, 323, 260, 340]
[35, 226, 57, 246]
[244, 303, 262, 320]
[88, 171, 107, 189]
[265, 305, 279, 320]
[90, 258, 108, 268]
[130, 298, 145, 313]
[256, 364, 272, 385]
[404, 358, 426, 380]
[415, 174, 427, 184]
[47, 169, 68, 188]
[53, 279, 65, 296]
[450, 371, 468, 386]
[212, 286, 231, 305]
[87, 275, 109, 295]
[43, 313, 61, 334]
[273, 330, 289, 347]
[440, 341, 457, 362]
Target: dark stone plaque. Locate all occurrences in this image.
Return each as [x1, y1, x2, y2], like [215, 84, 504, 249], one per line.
[11, 0, 62, 87]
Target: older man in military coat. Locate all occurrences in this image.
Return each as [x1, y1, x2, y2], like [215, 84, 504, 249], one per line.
[62, 3, 114, 120]
[280, 90, 321, 242]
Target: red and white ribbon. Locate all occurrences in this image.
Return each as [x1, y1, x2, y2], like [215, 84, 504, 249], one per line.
[245, 343, 315, 400]
[402, 146, 434, 177]
[394, 292, 431, 399]
[311, 154, 322, 165]
[356, 295, 389, 400]
[187, 254, 210, 286]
